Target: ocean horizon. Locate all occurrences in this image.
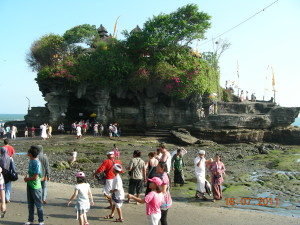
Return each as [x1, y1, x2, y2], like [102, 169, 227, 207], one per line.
[0, 114, 25, 123]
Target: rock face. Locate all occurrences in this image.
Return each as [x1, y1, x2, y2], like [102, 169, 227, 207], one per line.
[192, 102, 300, 144]
[25, 80, 300, 144]
[32, 79, 202, 129]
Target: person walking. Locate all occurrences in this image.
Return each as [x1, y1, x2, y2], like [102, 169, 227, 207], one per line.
[127, 150, 146, 204]
[171, 149, 185, 187]
[94, 151, 122, 209]
[155, 162, 172, 225]
[37, 145, 50, 204]
[3, 139, 15, 157]
[128, 177, 164, 225]
[208, 154, 226, 202]
[194, 150, 212, 200]
[67, 172, 94, 225]
[145, 152, 159, 195]
[104, 164, 125, 222]
[0, 147, 15, 203]
[24, 145, 44, 225]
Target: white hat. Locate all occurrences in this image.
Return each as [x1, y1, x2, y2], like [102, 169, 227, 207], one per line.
[198, 150, 205, 155]
[106, 151, 114, 155]
[113, 164, 122, 172]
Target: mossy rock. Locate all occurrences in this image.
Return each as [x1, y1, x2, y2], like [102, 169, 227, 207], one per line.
[53, 161, 70, 170]
[76, 158, 93, 163]
[274, 173, 289, 181]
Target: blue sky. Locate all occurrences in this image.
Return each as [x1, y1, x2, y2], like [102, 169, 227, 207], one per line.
[0, 0, 299, 114]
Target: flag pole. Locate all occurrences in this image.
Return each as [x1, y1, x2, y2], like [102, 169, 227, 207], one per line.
[271, 66, 276, 103]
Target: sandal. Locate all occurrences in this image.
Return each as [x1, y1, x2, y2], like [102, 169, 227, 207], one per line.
[115, 218, 124, 222]
[104, 214, 114, 219]
[104, 205, 112, 209]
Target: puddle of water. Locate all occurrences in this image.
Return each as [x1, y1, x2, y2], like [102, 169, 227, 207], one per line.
[15, 152, 27, 155]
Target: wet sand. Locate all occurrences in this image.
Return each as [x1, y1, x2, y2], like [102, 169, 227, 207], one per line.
[1, 179, 299, 225]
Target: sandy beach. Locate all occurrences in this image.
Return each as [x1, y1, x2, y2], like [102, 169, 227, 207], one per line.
[0, 179, 299, 225]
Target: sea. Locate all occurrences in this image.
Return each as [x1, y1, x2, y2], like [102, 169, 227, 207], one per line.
[0, 114, 25, 125]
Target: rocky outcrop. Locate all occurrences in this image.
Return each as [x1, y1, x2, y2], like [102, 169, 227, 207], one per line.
[34, 79, 202, 128]
[170, 129, 200, 145]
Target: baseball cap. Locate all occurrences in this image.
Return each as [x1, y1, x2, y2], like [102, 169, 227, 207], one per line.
[106, 151, 114, 155]
[198, 150, 205, 155]
[148, 177, 163, 186]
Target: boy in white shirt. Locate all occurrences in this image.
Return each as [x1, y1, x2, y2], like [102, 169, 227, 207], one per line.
[105, 164, 124, 222]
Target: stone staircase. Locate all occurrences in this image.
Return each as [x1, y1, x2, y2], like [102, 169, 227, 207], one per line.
[145, 128, 171, 137]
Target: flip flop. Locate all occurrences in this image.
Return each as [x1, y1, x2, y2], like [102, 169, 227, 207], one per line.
[115, 218, 124, 222]
[104, 214, 114, 219]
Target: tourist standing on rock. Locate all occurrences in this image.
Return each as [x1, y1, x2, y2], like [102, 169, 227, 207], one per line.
[93, 123, 99, 136]
[40, 123, 47, 140]
[47, 125, 52, 139]
[208, 154, 226, 202]
[30, 126, 35, 138]
[0, 147, 15, 203]
[155, 161, 172, 225]
[71, 149, 77, 163]
[128, 177, 164, 225]
[104, 164, 125, 222]
[94, 151, 122, 209]
[37, 145, 50, 204]
[159, 143, 171, 174]
[24, 145, 44, 225]
[68, 171, 94, 225]
[10, 125, 17, 139]
[0, 167, 6, 218]
[24, 126, 29, 138]
[171, 149, 185, 187]
[145, 152, 159, 196]
[5, 126, 10, 139]
[3, 139, 15, 157]
[99, 124, 104, 136]
[108, 124, 114, 139]
[113, 144, 120, 159]
[76, 124, 82, 139]
[127, 150, 146, 203]
[194, 150, 212, 200]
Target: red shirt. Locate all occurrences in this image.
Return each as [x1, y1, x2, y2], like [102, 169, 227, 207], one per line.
[96, 158, 122, 179]
[3, 145, 15, 157]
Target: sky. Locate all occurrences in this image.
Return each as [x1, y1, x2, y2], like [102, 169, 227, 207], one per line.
[0, 0, 299, 114]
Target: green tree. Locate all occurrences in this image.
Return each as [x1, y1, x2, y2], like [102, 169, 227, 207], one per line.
[26, 34, 66, 72]
[63, 24, 99, 47]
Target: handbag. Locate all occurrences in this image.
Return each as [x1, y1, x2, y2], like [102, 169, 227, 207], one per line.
[96, 159, 115, 185]
[96, 171, 107, 185]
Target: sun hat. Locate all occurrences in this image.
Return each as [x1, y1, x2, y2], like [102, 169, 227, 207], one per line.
[198, 150, 205, 155]
[106, 151, 114, 155]
[76, 171, 85, 178]
[147, 177, 163, 186]
[113, 164, 122, 172]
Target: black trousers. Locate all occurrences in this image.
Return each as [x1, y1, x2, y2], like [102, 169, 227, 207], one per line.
[160, 209, 168, 225]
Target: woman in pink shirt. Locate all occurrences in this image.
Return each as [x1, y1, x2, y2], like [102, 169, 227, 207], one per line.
[128, 177, 164, 225]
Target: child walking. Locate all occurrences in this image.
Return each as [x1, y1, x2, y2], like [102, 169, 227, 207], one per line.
[128, 177, 164, 225]
[71, 149, 78, 163]
[68, 172, 94, 225]
[104, 164, 125, 222]
[113, 144, 120, 159]
[24, 145, 44, 225]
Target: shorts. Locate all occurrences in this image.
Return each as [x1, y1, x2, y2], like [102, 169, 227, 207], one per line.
[103, 179, 113, 196]
[112, 199, 123, 208]
[128, 179, 143, 195]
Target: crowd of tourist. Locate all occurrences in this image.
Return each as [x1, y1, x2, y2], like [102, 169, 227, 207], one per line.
[0, 131, 226, 225]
